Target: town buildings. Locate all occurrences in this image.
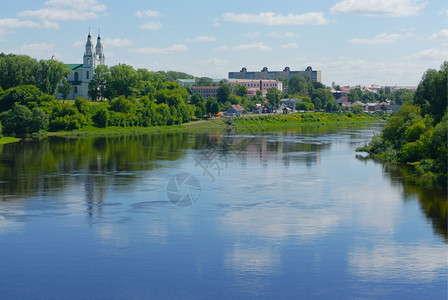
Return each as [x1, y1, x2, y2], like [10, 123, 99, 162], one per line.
[229, 66, 321, 83]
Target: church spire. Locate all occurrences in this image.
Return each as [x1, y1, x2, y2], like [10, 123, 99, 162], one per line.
[95, 30, 105, 66]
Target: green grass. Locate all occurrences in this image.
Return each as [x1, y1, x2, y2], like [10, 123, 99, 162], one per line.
[0, 136, 21, 145]
[49, 112, 384, 137]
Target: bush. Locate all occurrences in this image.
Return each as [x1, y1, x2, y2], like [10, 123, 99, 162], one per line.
[92, 107, 109, 128]
[1, 104, 32, 134]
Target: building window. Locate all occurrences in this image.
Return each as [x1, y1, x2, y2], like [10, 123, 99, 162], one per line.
[86, 71, 90, 80]
[74, 87, 78, 93]
[74, 72, 79, 81]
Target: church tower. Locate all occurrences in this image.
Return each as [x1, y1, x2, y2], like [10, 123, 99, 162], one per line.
[95, 33, 105, 66]
[83, 32, 94, 81]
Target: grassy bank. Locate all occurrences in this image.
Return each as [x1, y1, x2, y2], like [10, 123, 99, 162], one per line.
[0, 136, 21, 145]
[234, 112, 383, 129]
[48, 112, 383, 137]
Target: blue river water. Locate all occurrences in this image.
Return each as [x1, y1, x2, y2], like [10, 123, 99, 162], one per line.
[0, 125, 446, 299]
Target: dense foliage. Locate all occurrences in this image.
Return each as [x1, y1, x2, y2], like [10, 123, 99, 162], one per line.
[357, 62, 447, 183]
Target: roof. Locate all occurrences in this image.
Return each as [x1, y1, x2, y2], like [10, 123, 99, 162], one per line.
[66, 64, 83, 71]
[229, 104, 244, 111]
[192, 86, 219, 90]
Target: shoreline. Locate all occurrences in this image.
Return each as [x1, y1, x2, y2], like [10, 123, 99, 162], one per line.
[19, 112, 385, 138]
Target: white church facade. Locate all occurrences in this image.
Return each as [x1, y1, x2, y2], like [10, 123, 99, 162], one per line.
[59, 32, 105, 100]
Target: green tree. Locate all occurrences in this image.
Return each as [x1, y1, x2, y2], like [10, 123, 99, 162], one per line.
[414, 62, 448, 123]
[235, 84, 248, 97]
[58, 77, 72, 100]
[0, 85, 45, 112]
[195, 77, 215, 86]
[347, 88, 362, 103]
[36, 59, 70, 95]
[288, 75, 310, 96]
[0, 54, 39, 90]
[92, 106, 109, 128]
[29, 107, 49, 132]
[206, 98, 219, 114]
[266, 88, 281, 112]
[106, 64, 141, 98]
[1, 104, 32, 134]
[216, 83, 231, 103]
[74, 97, 90, 114]
[88, 65, 109, 101]
[189, 93, 204, 105]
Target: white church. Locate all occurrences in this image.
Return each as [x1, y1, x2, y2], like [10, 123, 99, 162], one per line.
[60, 32, 105, 100]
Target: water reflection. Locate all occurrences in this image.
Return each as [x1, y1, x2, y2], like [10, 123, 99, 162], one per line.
[0, 125, 446, 298]
[357, 155, 448, 241]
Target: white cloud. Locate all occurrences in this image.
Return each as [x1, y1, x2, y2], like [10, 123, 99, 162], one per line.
[0, 18, 41, 29]
[406, 48, 448, 60]
[104, 38, 133, 47]
[18, 0, 106, 22]
[140, 21, 162, 30]
[214, 46, 229, 52]
[221, 11, 329, 26]
[135, 10, 160, 18]
[233, 42, 272, 52]
[281, 42, 298, 49]
[187, 36, 216, 42]
[195, 58, 229, 66]
[17, 42, 55, 57]
[19, 8, 98, 21]
[246, 32, 261, 38]
[350, 32, 403, 44]
[267, 31, 298, 38]
[331, 0, 427, 17]
[429, 29, 448, 41]
[130, 44, 188, 54]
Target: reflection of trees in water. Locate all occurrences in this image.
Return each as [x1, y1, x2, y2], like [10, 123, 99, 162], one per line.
[357, 156, 447, 242]
[0, 133, 197, 203]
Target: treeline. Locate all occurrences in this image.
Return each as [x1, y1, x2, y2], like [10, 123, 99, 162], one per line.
[357, 62, 447, 183]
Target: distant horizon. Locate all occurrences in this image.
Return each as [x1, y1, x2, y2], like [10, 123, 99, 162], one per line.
[1, 0, 446, 87]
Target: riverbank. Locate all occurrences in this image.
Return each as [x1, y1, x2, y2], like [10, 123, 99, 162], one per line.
[36, 112, 385, 137]
[0, 137, 21, 145]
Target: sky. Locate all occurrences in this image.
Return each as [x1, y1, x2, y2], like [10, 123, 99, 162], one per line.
[0, 0, 447, 87]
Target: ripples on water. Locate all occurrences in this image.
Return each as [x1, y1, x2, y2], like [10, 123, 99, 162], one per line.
[0, 125, 446, 299]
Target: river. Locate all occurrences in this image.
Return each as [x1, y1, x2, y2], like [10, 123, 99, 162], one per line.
[0, 124, 446, 299]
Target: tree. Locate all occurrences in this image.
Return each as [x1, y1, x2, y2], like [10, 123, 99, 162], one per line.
[195, 77, 215, 86]
[266, 88, 281, 112]
[235, 84, 248, 97]
[288, 75, 310, 96]
[0, 54, 39, 90]
[88, 65, 109, 101]
[58, 77, 72, 100]
[0, 85, 45, 112]
[189, 93, 204, 105]
[414, 62, 448, 123]
[347, 88, 362, 103]
[92, 106, 109, 128]
[206, 98, 219, 114]
[29, 107, 49, 132]
[36, 59, 70, 95]
[106, 64, 141, 99]
[0, 104, 32, 134]
[216, 83, 231, 103]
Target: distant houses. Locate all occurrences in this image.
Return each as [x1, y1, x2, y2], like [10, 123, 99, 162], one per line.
[224, 104, 245, 116]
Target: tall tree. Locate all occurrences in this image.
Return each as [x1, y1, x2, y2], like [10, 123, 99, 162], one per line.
[36, 59, 70, 95]
[216, 83, 231, 103]
[88, 65, 109, 101]
[266, 87, 281, 112]
[0, 54, 39, 90]
[58, 77, 72, 100]
[414, 62, 448, 123]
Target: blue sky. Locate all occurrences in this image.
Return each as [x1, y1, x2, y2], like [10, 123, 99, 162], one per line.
[1, 0, 447, 86]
